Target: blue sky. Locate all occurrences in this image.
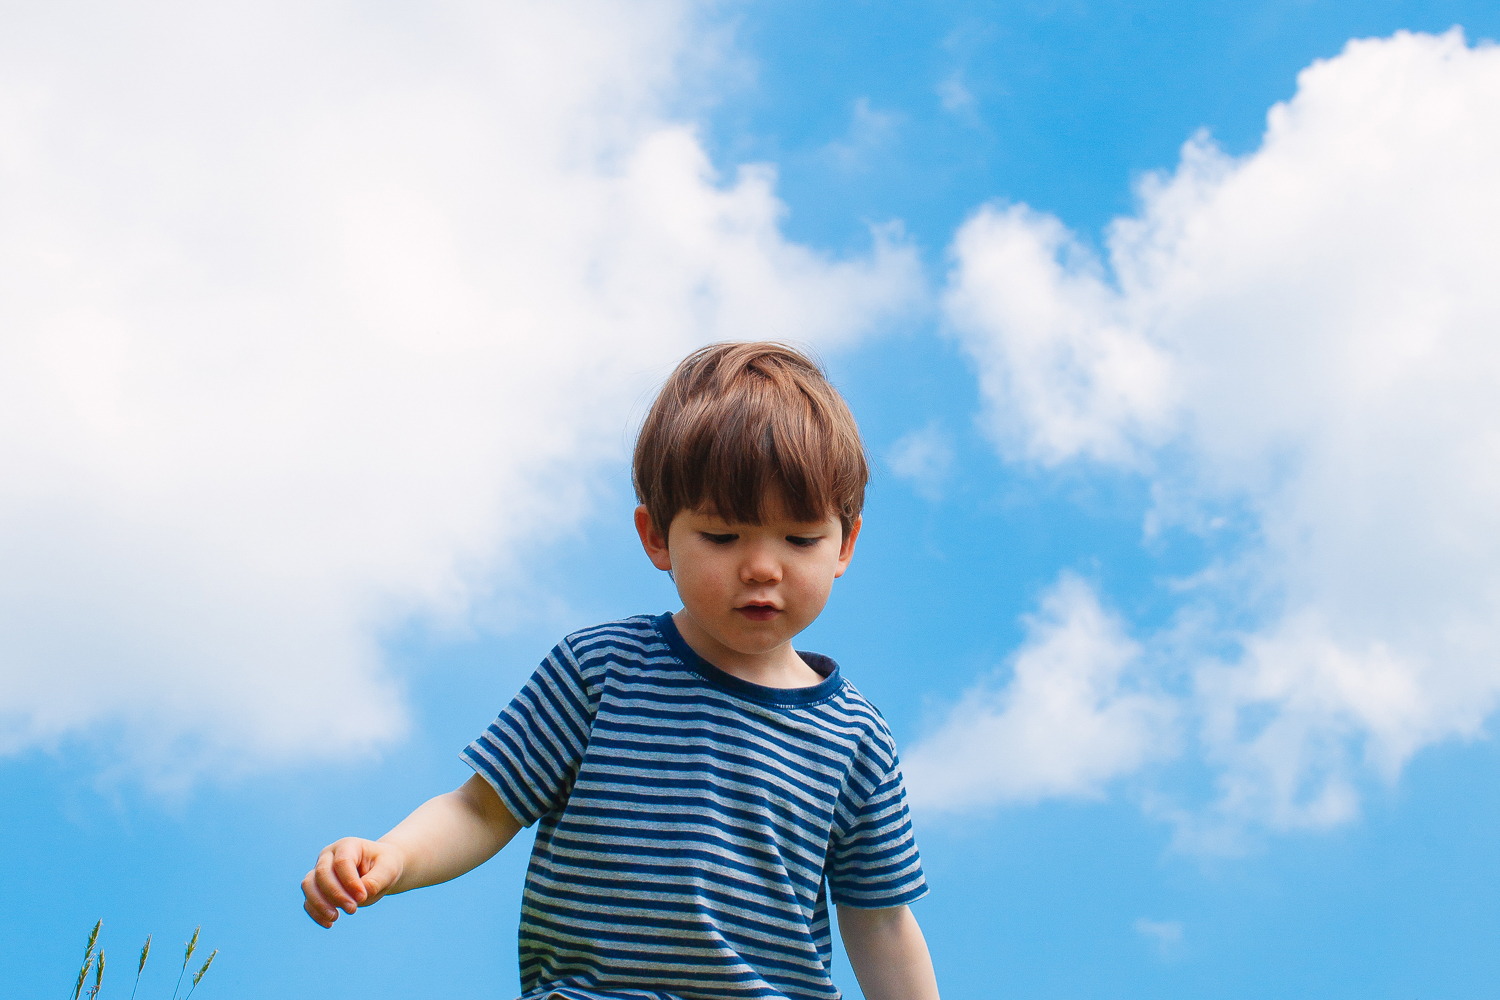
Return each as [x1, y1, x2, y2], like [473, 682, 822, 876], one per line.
[5, 1, 1500, 997]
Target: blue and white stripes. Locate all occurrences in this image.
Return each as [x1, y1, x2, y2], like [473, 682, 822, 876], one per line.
[462, 613, 926, 1000]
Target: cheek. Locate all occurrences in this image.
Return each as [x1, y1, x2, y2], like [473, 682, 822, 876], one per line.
[673, 555, 728, 594]
[791, 559, 838, 597]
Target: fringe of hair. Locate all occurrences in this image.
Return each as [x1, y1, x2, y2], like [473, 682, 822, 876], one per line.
[633, 342, 868, 536]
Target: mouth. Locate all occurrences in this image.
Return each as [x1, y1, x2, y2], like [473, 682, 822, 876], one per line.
[735, 603, 782, 622]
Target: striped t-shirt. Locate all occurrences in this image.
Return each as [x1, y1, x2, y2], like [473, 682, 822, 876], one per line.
[462, 613, 927, 1000]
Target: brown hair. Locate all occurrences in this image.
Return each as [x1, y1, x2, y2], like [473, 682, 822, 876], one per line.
[633, 341, 868, 537]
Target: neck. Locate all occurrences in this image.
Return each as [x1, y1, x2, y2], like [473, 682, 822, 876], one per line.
[671, 611, 824, 689]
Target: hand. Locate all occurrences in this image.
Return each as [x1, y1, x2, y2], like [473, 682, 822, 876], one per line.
[301, 837, 407, 928]
[299, 776, 521, 929]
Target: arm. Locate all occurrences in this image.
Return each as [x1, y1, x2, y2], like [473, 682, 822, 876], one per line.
[301, 773, 522, 927]
[838, 904, 940, 1000]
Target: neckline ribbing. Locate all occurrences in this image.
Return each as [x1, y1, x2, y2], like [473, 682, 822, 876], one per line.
[652, 612, 842, 708]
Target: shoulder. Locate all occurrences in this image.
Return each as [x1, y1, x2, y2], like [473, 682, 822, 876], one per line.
[557, 614, 675, 676]
[523, 616, 676, 716]
[806, 669, 902, 770]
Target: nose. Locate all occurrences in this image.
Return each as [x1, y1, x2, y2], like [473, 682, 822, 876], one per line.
[740, 540, 782, 584]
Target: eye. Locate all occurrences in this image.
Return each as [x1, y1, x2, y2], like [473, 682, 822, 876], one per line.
[702, 532, 737, 545]
[786, 535, 821, 548]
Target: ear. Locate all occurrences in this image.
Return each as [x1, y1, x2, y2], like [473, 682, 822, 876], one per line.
[833, 515, 861, 579]
[635, 505, 674, 572]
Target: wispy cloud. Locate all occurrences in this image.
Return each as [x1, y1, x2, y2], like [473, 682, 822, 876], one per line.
[0, 0, 923, 786]
[940, 29, 1500, 843]
[887, 421, 955, 501]
[937, 74, 976, 114]
[822, 97, 900, 173]
[1133, 918, 1184, 959]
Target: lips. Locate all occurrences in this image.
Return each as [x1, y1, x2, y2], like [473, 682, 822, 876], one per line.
[735, 604, 781, 622]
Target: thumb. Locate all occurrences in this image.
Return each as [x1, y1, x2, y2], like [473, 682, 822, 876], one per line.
[358, 846, 405, 904]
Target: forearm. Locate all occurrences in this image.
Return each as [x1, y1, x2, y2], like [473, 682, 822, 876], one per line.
[381, 774, 521, 893]
[838, 904, 939, 1000]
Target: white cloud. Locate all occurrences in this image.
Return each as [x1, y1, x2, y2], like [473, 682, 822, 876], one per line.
[945, 203, 1176, 466]
[0, 0, 922, 785]
[940, 29, 1500, 839]
[903, 573, 1176, 810]
[886, 420, 955, 501]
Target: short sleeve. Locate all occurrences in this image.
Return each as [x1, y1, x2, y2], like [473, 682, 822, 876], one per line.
[827, 751, 928, 909]
[461, 641, 596, 827]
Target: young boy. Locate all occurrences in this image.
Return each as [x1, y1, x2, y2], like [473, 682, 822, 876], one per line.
[301, 342, 939, 1000]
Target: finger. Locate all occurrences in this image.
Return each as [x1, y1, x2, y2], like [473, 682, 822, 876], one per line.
[315, 851, 359, 913]
[303, 869, 340, 924]
[331, 850, 368, 909]
[301, 873, 337, 928]
[303, 895, 336, 928]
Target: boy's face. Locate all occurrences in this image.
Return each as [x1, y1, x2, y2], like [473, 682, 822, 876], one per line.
[635, 490, 860, 678]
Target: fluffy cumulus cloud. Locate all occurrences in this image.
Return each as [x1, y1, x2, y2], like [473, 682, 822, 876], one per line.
[903, 573, 1175, 809]
[0, 0, 920, 783]
[926, 29, 1500, 838]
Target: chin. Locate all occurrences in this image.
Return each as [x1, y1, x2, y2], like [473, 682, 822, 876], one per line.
[721, 631, 787, 654]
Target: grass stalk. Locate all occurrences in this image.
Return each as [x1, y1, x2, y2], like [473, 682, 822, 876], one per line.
[184, 950, 217, 1000]
[71, 922, 101, 1000]
[169, 927, 199, 1000]
[71, 955, 93, 1000]
[69, 922, 214, 999]
[129, 936, 151, 1000]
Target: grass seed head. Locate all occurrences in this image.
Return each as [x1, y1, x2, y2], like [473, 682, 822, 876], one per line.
[193, 949, 217, 986]
[74, 918, 102, 998]
[130, 934, 152, 1000]
[184, 926, 200, 966]
[185, 947, 218, 1000]
[171, 926, 203, 1000]
[73, 952, 94, 1000]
